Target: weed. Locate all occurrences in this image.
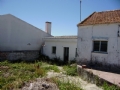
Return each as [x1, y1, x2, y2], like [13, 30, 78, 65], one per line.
[43, 65, 60, 73]
[69, 59, 76, 64]
[38, 54, 67, 66]
[49, 65, 60, 72]
[102, 82, 120, 90]
[0, 60, 80, 90]
[0, 61, 47, 89]
[50, 77, 82, 90]
[63, 65, 77, 76]
[0, 60, 9, 66]
[35, 68, 46, 77]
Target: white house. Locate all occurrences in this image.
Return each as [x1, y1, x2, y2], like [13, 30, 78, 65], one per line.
[0, 14, 52, 51]
[0, 14, 52, 60]
[43, 36, 77, 62]
[77, 10, 120, 66]
[0, 14, 77, 61]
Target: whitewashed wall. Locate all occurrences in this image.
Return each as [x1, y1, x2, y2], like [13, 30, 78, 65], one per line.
[77, 23, 120, 65]
[0, 14, 51, 51]
[43, 38, 77, 61]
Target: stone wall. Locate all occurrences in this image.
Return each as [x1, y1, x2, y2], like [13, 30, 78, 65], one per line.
[0, 50, 40, 61]
[77, 65, 104, 85]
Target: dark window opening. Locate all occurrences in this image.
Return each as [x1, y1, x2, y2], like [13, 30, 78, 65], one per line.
[101, 41, 107, 52]
[93, 41, 100, 51]
[93, 41, 107, 52]
[52, 46, 56, 54]
[75, 48, 77, 57]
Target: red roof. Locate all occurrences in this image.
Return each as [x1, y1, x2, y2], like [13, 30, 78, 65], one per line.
[77, 10, 120, 26]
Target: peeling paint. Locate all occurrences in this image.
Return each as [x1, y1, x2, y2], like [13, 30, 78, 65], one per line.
[77, 24, 120, 66]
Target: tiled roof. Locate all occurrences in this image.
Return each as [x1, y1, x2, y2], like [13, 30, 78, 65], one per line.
[44, 35, 77, 39]
[77, 10, 120, 26]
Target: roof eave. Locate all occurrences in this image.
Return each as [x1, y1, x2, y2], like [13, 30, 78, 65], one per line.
[77, 12, 96, 27]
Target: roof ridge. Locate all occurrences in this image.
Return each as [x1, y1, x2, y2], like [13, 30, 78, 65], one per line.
[0, 13, 11, 16]
[96, 9, 120, 13]
[5, 14, 50, 35]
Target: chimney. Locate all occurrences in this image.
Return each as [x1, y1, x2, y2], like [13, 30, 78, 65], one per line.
[45, 21, 51, 35]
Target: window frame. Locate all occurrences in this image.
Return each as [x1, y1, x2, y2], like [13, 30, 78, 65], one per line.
[52, 46, 56, 54]
[93, 40, 108, 53]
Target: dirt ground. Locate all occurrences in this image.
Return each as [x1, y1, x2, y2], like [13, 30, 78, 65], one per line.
[22, 78, 59, 90]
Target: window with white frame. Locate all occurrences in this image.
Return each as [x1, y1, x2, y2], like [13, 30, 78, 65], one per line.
[93, 41, 108, 52]
[52, 46, 56, 54]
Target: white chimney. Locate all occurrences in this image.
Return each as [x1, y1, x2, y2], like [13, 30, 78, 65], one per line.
[45, 21, 51, 35]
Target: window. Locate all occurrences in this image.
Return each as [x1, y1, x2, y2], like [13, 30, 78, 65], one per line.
[52, 46, 56, 54]
[93, 41, 107, 52]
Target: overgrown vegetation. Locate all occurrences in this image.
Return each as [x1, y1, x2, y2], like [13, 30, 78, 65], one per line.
[102, 82, 120, 90]
[94, 75, 120, 90]
[49, 77, 82, 90]
[44, 65, 60, 72]
[38, 54, 76, 66]
[38, 54, 65, 66]
[0, 53, 78, 90]
[63, 64, 77, 76]
[0, 60, 60, 90]
[1, 57, 119, 90]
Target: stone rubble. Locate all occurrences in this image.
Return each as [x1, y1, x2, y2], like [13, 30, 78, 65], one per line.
[22, 78, 59, 90]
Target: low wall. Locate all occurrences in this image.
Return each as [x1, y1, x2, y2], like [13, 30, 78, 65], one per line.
[0, 50, 40, 61]
[77, 65, 113, 86]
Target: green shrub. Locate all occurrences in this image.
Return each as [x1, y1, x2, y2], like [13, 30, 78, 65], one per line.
[63, 65, 77, 76]
[43, 65, 60, 72]
[0, 60, 9, 66]
[49, 65, 60, 72]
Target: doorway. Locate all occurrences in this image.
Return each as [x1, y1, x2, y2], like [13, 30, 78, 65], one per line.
[63, 47, 69, 63]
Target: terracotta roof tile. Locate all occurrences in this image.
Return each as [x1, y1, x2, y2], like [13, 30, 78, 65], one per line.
[77, 10, 120, 26]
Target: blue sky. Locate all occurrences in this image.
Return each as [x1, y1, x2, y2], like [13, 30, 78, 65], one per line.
[0, 0, 120, 36]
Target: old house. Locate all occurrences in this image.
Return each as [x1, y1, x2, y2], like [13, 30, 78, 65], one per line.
[77, 10, 120, 66]
[43, 36, 77, 61]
